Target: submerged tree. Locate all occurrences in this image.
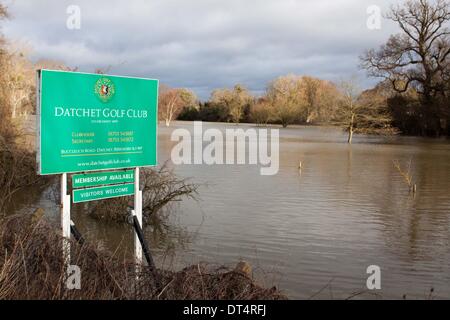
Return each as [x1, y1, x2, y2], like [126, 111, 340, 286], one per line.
[334, 78, 396, 144]
[336, 79, 361, 144]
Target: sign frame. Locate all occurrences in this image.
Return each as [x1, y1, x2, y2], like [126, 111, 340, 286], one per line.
[36, 69, 159, 175]
[35, 70, 158, 274]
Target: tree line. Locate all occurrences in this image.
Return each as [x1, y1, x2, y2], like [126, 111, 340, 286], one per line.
[160, 75, 399, 143]
[160, 0, 450, 140]
[1, 0, 450, 143]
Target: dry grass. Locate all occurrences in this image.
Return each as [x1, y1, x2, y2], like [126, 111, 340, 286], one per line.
[0, 213, 150, 299]
[0, 214, 286, 300]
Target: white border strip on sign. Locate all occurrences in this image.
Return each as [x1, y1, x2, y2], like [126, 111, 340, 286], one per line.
[36, 70, 42, 174]
[133, 167, 143, 266]
[39, 68, 160, 82]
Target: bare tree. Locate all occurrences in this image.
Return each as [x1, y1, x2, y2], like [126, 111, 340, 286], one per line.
[210, 84, 252, 124]
[333, 78, 395, 143]
[250, 97, 272, 126]
[210, 88, 232, 106]
[229, 84, 252, 124]
[302, 76, 320, 123]
[300, 76, 341, 124]
[34, 59, 78, 72]
[5, 51, 33, 118]
[361, 0, 450, 101]
[356, 81, 396, 134]
[159, 85, 197, 126]
[337, 79, 361, 144]
[266, 74, 303, 128]
[315, 80, 341, 124]
[0, 3, 8, 20]
[393, 159, 417, 193]
[94, 65, 112, 74]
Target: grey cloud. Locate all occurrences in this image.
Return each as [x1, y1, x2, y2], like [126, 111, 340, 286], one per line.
[3, 0, 399, 99]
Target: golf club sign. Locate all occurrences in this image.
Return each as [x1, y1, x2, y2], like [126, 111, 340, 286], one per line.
[37, 70, 157, 175]
[36, 69, 158, 269]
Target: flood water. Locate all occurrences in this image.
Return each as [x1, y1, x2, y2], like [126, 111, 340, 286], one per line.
[12, 119, 450, 299]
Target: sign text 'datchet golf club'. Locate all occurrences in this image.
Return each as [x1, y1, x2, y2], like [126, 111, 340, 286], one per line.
[37, 70, 158, 175]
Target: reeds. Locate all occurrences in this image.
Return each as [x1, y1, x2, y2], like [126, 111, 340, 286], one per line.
[393, 159, 417, 194]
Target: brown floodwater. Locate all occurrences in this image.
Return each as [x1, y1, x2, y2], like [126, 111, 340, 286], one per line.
[10, 119, 450, 299]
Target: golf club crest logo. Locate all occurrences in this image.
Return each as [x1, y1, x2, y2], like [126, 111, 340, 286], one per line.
[94, 77, 115, 102]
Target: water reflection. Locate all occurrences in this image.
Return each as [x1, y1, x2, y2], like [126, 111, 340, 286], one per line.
[8, 122, 450, 299]
[8, 182, 196, 269]
[158, 122, 450, 299]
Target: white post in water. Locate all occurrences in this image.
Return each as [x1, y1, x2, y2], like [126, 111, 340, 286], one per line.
[133, 167, 143, 266]
[61, 173, 71, 268]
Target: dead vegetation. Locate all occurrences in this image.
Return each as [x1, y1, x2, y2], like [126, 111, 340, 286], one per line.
[0, 7, 50, 213]
[393, 159, 417, 193]
[0, 85, 48, 213]
[0, 214, 286, 300]
[0, 143, 47, 212]
[159, 263, 284, 300]
[83, 163, 198, 224]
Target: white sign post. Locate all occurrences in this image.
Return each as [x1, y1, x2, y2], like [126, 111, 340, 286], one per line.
[61, 168, 145, 276]
[61, 173, 71, 269]
[61, 168, 145, 271]
[133, 167, 143, 267]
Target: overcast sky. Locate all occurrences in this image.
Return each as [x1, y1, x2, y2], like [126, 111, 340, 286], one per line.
[2, 0, 400, 99]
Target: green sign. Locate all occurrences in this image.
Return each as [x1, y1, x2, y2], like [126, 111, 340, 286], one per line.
[72, 170, 134, 188]
[37, 70, 158, 175]
[72, 183, 135, 203]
